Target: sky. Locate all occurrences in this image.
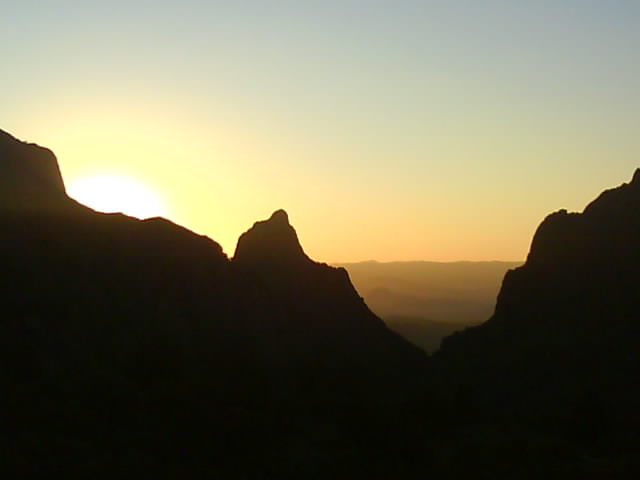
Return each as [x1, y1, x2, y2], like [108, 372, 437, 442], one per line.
[2, 1, 639, 262]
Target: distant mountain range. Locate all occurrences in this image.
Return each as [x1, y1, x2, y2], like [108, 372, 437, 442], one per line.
[1, 127, 638, 477]
[335, 260, 521, 351]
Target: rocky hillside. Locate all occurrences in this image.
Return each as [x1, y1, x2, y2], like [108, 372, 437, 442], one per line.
[0, 129, 427, 476]
[434, 170, 640, 469]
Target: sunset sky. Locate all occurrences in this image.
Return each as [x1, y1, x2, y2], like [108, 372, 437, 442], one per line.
[3, 1, 638, 262]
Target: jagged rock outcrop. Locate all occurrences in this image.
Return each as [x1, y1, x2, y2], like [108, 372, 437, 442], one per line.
[0, 128, 427, 476]
[434, 170, 640, 452]
[0, 129, 66, 210]
[234, 209, 310, 267]
[229, 208, 426, 380]
[488, 169, 640, 325]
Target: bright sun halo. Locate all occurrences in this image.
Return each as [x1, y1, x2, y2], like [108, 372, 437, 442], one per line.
[68, 175, 167, 220]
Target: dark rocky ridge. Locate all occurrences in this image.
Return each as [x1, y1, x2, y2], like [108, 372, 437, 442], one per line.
[0, 128, 427, 476]
[4, 126, 639, 476]
[234, 209, 310, 266]
[434, 169, 640, 464]
[0, 129, 66, 210]
[230, 207, 426, 382]
[488, 168, 640, 326]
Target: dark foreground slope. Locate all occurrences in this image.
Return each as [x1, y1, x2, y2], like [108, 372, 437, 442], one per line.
[0, 129, 427, 476]
[432, 171, 640, 477]
[4, 127, 639, 477]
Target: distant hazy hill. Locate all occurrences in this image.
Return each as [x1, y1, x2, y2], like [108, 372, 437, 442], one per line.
[335, 260, 521, 351]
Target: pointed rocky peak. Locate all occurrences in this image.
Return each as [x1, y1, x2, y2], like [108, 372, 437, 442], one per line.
[233, 209, 311, 267]
[269, 208, 289, 225]
[582, 167, 640, 219]
[525, 168, 640, 266]
[525, 209, 579, 263]
[0, 128, 67, 210]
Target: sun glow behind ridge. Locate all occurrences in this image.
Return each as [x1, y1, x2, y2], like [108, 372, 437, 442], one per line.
[68, 174, 168, 220]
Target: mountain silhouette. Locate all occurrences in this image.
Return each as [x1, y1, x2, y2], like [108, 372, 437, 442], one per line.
[234, 209, 310, 266]
[0, 129, 427, 476]
[231, 207, 425, 373]
[0, 129, 66, 211]
[3, 128, 639, 476]
[432, 169, 640, 474]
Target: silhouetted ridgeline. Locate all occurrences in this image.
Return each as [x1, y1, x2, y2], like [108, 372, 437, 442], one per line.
[1, 128, 639, 477]
[0, 129, 427, 476]
[433, 169, 640, 476]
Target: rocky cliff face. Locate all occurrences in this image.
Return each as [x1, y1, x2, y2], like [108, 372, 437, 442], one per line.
[435, 170, 640, 446]
[229, 208, 426, 379]
[0, 129, 66, 210]
[489, 168, 640, 326]
[234, 209, 310, 267]
[0, 128, 426, 475]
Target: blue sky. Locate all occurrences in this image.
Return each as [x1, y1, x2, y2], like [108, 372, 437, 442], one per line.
[2, 1, 639, 260]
